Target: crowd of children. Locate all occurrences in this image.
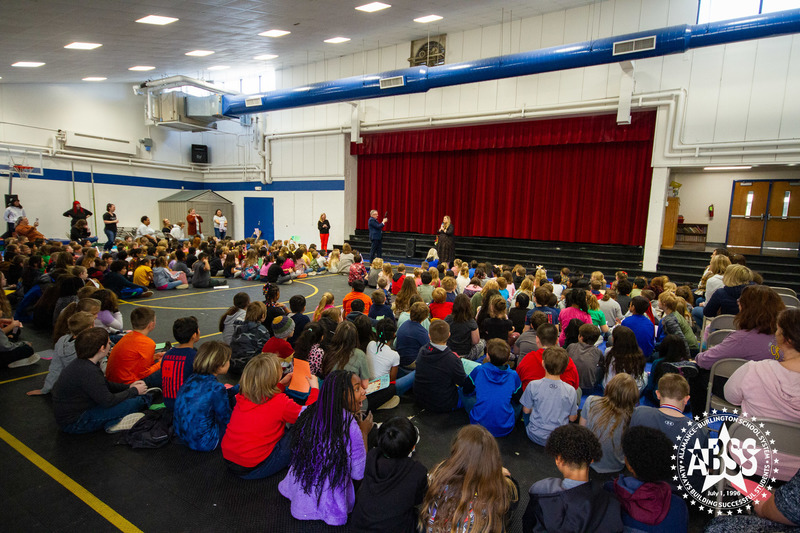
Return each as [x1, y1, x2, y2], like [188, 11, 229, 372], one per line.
[4, 232, 800, 532]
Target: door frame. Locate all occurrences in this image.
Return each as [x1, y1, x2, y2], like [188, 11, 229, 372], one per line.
[725, 178, 800, 255]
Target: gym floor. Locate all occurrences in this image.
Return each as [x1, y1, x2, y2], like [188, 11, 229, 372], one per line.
[0, 273, 709, 532]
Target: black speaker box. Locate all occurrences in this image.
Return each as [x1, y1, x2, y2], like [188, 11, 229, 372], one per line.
[191, 144, 209, 164]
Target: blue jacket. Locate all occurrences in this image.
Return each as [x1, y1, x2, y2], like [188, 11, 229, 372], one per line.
[368, 217, 384, 240]
[173, 373, 233, 452]
[463, 363, 522, 437]
[621, 314, 655, 358]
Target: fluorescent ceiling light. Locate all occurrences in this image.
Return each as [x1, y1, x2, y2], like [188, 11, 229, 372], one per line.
[136, 15, 179, 25]
[356, 2, 391, 12]
[414, 14, 443, 23]
[703, 166, 752, 171]
[186, 50, 214, 57]
[207, 65, 229, 71]
[259, 29, 290, 37]
[12, 62, 45, 67]
[324, 37, 351, 44]
[82, 77, 107, 81]
[65, 42, 102, 50]
[253, 54, 279, 60]
[128, 65, 155, 71]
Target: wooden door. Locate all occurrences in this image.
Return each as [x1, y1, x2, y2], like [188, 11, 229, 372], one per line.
[763, 181, 800, 256]
[727, 181, 770, 254]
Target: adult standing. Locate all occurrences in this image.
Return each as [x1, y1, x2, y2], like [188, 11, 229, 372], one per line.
[3, 197, 25, 238]
[368, 210, 387, 262]
[213, 209, 227, 240]
[63, 201, 92, 228]
[317, 213, 330, 254]
[102, 203, 117, 251]
[187, 208, 204, 239]
[436, 215, 455, 266]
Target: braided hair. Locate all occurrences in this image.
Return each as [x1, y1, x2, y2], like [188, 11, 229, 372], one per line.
[262, 282, 280, 305]
[375, 318, 397, 351]
[289, 370, 357, 503]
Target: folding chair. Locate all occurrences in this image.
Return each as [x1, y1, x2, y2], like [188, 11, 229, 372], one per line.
[704, 358, 747, 414]
[780, 293, 800, 309]
[706, 329, 734, 350]
[770, 287, 797, 298]
[708, 314, 736, 333]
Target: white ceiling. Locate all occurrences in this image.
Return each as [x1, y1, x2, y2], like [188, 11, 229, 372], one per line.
[0, 0, 597, 85]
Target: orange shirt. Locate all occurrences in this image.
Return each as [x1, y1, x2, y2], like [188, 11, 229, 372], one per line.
[342, 291, 372, 316]
[106, 331, 160, 384]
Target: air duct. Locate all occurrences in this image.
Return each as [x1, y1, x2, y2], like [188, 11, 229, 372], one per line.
[222, 9, 800, 117]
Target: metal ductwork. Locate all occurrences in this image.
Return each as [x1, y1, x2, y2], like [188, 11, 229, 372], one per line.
[222, 9, 800, 117]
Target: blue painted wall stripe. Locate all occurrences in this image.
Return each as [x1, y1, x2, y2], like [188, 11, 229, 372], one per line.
[31, 168, 344, 192]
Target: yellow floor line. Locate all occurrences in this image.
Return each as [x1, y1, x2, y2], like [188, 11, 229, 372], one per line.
[0, 371, 49, 385]
[0, 426, 143, 532]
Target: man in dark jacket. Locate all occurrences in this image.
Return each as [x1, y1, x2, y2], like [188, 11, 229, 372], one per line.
[367, 209, 387, 262]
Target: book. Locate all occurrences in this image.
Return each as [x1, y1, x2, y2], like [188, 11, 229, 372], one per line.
[366, 374, 390, 394]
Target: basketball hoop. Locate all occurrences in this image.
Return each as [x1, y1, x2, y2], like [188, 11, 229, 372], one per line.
[13, 165, 33, 180]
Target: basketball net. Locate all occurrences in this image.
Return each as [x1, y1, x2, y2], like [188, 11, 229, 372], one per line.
[13, 165, 32, 180]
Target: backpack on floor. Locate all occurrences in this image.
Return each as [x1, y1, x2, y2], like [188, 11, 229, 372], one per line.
[121, 409, 173, 449]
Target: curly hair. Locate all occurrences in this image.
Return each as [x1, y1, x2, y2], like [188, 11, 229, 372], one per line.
[545, 424, 602, 467]
[289, 370, 358, 504]
[622, 426, 673, 482]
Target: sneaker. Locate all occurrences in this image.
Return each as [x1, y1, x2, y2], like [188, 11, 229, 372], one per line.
[297, 273, 308, 279]
[285, 279, 293, 284]
[141, 290, 154, 298]
[176, 284, 189, 290]
[105, 412, 145, 433]
[8, 353, 41, 368]
[377, 395, 400, 410]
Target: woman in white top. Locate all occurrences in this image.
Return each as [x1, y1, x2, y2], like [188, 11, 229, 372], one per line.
[213, 209, 227, 240]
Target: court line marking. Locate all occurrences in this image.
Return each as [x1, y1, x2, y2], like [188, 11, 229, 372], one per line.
[0, 426, 143, 532]
[0, 371, 49, 385]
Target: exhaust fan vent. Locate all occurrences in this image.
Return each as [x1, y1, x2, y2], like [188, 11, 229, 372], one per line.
[379, 76, 405, 90]
[613, 36, 656, 56]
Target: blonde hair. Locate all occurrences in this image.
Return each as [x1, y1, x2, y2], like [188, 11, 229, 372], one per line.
[245, 301, 267, 322]
[382, 263, 393, 277]
[429, 267, 440, 287]
[441, 277, 456, 292]
[239, 352, 282, 404]
[658, 291, 678, 312]
[193, 340, 232, 375]
[587, 293, 600, 311]
[432, 287, 447, 303]
[723, 264, 753, 287]
[313, 292, 334, 321]
[371, 257, 383, 270]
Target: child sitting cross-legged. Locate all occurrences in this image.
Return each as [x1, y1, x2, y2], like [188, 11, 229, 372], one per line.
[222, 353, 319, 479]
[520, 346, 578, 446]
[173, 341, 236, 452]
[229, 302, 271, 374]
[160, 316, 200, 410]
[517, 323, 580, 391]
[606, 426, 689, 532]
[568, 323, 604, 396]
[350, 417, 428, 532]
[368, 289, 394, 323]
[462, 338, 523, 437]
[262, 315, 295, 360]
[630, 373, 695, 445]
[413, 319, 467, 413]
[28, 311, 96, 396]
[522, 424, 624, 532]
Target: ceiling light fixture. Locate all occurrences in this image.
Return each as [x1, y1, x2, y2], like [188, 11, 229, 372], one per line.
[128, 65, 156, 71]
[65, 42, 103, 50]
[259, 29, 290, 38]
[12, 62, 45, 67]
[253, 54, 279, 60]
[356, 2, 391, 12]
[703, 166, 752, 171]
[186, 50, 214, 57]
[324, 37, 351, 44]
[414, 14, 443, 23]
[207, 65, 229, 71]
[82, 77, 107, 81]
[136, 15, 179, 25]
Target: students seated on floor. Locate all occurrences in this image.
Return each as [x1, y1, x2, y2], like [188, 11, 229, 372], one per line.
[368, 289, 394, 323]
[287, 295, 309, 347]
[348, 253, 367, 286]
[52, 327, 151, 434]
[420, 425, 519, 532]
[160, 316, 200, 410]
[481, 295, 514, 344]
[395, 302, 431, 370]
[350, 417, 428, 533]
[602, 326, 648, 393]
[580, 373, 638, 475]
[229, 301, 270, 374]
[608, 426, 689, 532]
[631, 373, 693, 445]
[517, 323, 580, 391]
[223, 353, 319, 480]
[173, 341, 235, 452]
[103, 260, 153, 299]
[522, 424, 623, 532]
[444, 293, 485, 361]
[218, 292, 250, 345]
[191, 252, 227, 289]
[568, 323, 603, 396]
[105, 306, 164, 388]
[342, 279, 371, 317]
[27, 311, 95, 396]
[520, 347, 578, 446]
[462, 339, 523, 437]
[413, 319, 467, 413]
[262, 315, 295, 360]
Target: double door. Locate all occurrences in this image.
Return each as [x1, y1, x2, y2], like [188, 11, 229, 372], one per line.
[728, 180, 800, 256]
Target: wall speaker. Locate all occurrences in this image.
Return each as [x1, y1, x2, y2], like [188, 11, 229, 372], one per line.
[191, 144, 209, 164]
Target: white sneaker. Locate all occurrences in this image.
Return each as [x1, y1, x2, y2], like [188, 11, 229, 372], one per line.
[105, 412, 145, 433]
[176, 284, 189, 289]
[8, 353, 41, 368]
[377, 395, 400, 410]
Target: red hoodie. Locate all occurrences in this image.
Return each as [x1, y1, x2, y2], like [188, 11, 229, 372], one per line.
[221, 385, 318, 467]
[612, 477, 672, 525]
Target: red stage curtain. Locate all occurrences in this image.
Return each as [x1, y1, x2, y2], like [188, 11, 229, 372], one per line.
[353, 112, 656, 246]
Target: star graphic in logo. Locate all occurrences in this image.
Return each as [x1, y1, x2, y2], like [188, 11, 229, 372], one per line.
[700, 424, 748, 493]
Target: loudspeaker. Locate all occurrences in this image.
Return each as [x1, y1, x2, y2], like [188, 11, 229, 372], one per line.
[191, 144, 209, 164]
[405, 238, 416, 258]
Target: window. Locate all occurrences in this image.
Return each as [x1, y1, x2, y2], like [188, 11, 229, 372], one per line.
[697, 0, 800, 23]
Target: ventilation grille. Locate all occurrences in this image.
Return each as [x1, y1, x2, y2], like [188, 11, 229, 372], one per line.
[379, 76, 405, 90]
[613, 36, 656, 56]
